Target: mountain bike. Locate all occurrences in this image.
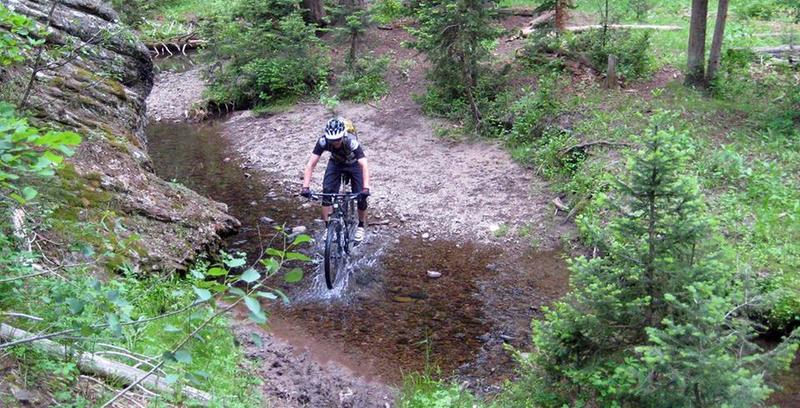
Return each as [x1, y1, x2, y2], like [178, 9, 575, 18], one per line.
[307, 189, 362, 289]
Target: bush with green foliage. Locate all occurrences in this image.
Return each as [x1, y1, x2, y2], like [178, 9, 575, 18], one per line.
[371, 0, 407, 25]
[409, 0, 502, 131]
[337, 56, 390, 103]
[108, 0, 176, 26]
[0, 103, 81, 205]
[0, 4, 40, 66]
[567, 28, 654, 80]
[509, 115, 798, 407]
[202, 0, 330, 108]
[399, 371, 476, 408]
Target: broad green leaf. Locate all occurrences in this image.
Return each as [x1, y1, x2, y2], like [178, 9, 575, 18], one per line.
[228, 287, 246, 297]
[260, 258, 280, 274]
[164, 324, 181, 333]
[284, 268, 303, 283]
[292, 234, 313, 246]
[286, 252, 311, 262]
[9, 192, 24, 205]
[206, 267, 228, 277]
[42, 151, 63, 165]
[266, 248, 284, 258]
[256, 291, 278, 300]
[244, 296, 261, 315]
[273, 288, 290, 305]
[249, 310, 267, 324]
[107, 314, 121, 336]
[165, 374, 179, 385]
[66, 298, 85, 315]
[162, 351, 175, 362]
[192, 286, 212, 301]
[224, 257, 247, 268]
[174, 350, 192, 364]
[240, 268, 261, 283]
[21, 186, 37, 201]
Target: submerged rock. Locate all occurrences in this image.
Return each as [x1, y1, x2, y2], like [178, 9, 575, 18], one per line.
[427, 270, 442, 278]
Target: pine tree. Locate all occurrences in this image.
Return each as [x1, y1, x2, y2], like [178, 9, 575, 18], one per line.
[524, 114, 799, 407]
[409, 0, 501, 130]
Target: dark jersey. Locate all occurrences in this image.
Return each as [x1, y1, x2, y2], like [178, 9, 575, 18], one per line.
[312, 135, 365, 165]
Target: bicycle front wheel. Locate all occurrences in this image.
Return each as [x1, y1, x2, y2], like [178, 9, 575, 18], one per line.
[324, 222, 343, 289]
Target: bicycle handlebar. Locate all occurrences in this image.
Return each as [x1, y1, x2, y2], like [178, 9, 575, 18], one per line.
[306, 191, 363, 201]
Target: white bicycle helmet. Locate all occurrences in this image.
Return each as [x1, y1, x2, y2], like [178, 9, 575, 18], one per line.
[324, 118, 346, 140]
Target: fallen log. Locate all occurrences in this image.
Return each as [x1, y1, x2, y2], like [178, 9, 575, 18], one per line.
[566, 24, 681, 32]
[149, 39, 207, 57]
[516, 10, 555, 39]
[559, 140, 634, 156]
[751, 44, 799, 56]
[497, 7, 539, 17]
[0, 323, 211, 404]
[552, 197, 570, 213]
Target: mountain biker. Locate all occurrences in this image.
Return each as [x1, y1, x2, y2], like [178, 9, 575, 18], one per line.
[300, 118, 371, 242]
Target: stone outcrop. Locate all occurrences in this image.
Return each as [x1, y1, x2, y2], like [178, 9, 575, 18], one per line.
[1, 0, 238, 271]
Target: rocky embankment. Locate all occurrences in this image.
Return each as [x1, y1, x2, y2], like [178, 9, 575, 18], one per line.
[0, 0, 237, 270]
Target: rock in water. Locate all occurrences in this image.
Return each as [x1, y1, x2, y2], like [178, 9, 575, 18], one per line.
[427, 270, 442, 278]
[421, 233, 430, 239]
[392, 296, 414, 303]
[291, 226, 307, 235]
[260, 217, 275, 224]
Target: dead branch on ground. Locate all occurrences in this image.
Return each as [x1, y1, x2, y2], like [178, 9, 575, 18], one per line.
[559, 140, 634, 156]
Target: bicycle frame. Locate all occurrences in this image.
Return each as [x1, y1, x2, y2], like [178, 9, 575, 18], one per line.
[308, 191, 360, 288]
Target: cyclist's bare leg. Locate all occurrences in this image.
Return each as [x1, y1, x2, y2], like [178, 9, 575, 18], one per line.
[322, 205, 333, 223]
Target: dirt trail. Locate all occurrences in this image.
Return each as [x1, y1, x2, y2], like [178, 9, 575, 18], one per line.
[231, 313, 395, 407]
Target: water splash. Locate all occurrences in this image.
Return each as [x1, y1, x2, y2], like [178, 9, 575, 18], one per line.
[294, 232, 389, 303]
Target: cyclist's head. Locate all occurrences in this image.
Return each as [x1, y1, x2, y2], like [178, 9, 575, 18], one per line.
[324, 118, 346, 141]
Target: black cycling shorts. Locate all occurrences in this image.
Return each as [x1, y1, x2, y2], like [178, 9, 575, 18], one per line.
[322, 160, 368, 211]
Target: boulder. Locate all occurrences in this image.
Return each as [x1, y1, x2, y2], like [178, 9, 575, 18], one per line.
[1, 0, 238, 271]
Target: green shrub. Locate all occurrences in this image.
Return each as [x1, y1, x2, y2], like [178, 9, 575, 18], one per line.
[515, 118, 798, 407]
[735, 0, 780, 19]
[108, 0, 177, 26]
[337, 56, 390, 102]
[408, 0, 503, 131]
[202, 0, 330, 108]
[371, 0, 407, 25]
[0, 4, 39, 67]
[516, 31, 567, 74]
[399, 372, 476, 408]
[567, 28, 654, 80]
[0, 103, 81, 205]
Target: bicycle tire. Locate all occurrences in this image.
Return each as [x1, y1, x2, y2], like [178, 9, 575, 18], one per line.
[324, 222, 341, 289]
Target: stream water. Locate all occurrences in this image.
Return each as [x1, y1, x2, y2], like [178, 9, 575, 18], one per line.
[144, 108, 798, 401]
[145, 120, 574, 388]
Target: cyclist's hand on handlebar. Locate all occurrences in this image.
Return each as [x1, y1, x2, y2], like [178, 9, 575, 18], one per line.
[360, 188, 370, 198]
[300, 187, 311, 198]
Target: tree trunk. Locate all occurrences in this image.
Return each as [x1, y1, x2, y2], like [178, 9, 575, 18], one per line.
[605, 54, 618, 89]
[554, 0, 568, 33]
[686, 0, 709, 87]
[0, 324, 211, 402]
[302, 0, 326, 26]
[706, 0, 729, 82]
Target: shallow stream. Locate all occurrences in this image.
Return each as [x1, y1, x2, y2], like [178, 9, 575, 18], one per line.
[145, 117, 797, 402]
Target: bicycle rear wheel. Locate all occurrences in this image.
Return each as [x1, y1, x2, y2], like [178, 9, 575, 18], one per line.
[323, 222, 343, 289]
